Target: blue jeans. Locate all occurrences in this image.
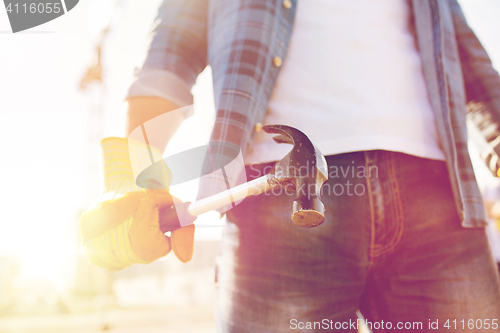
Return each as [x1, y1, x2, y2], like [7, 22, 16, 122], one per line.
[215, 151, 500, 332]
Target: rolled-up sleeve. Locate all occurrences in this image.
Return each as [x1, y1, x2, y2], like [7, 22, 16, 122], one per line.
[127, 0, 208, 111]
[450, 0, 500, 176]
[450, 0, 500, 114]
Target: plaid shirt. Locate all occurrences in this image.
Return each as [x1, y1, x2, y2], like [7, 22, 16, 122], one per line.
[127, 0, 500, 228]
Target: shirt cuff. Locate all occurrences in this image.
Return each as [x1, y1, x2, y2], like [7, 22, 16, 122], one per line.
[126, 69, 194, 117]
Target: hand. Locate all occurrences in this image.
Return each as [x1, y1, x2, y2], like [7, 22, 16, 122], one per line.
[79, 137, 195, 271]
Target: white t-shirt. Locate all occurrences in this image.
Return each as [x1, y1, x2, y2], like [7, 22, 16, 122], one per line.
[246, 0, 445, 164]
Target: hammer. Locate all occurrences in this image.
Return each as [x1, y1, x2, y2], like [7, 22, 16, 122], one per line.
[155, 125, 328, 228]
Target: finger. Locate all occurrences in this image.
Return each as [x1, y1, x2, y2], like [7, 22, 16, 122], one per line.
[129, 197, 172, 262]
[112, 219, 150, 265]
[159, 201, 197, 233]
[171, 224, 195, 263]
[491, 202, 500, 219]
[146, 189, 175, 208]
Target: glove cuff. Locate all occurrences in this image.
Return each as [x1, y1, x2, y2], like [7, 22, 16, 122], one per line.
[101, 137, 170, 190]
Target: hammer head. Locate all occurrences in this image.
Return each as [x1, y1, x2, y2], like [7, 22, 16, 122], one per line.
[262, 125, 328, 228]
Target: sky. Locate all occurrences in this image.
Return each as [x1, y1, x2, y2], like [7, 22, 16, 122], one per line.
[0, 0, 499, 289]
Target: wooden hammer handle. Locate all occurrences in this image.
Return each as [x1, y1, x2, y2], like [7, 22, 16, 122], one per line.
[159, 175, 273, 232]
[187, 175, 272, 216]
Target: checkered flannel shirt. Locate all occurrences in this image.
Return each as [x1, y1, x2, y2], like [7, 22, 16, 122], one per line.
[127, 0, 500, 228]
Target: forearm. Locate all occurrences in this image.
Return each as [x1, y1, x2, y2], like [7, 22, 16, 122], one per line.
[125, 96, 184, 152]
[124, 0, 208, 152]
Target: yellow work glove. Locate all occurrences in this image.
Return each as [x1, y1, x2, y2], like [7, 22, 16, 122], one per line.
[79, 137, 195, 271]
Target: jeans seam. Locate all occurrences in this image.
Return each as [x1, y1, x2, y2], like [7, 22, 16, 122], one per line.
[374, 152, 404, 256]
[365, 151, 377, 261]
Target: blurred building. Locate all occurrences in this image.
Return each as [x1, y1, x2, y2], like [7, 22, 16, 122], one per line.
[112, 240, 219, 308]
[0, 257, 19, 315]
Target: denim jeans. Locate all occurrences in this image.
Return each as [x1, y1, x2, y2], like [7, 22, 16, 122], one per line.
[215, 150, 500, 332]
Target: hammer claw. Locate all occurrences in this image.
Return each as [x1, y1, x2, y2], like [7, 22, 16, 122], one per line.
[271, 134, 294, 145]
[262, 125, 329, 228]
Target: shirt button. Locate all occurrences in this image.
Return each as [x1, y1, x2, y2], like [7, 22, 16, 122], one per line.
[255, 122, 263, 132]
[282, 0, 292, 9]
[273, 56, 282, 68]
